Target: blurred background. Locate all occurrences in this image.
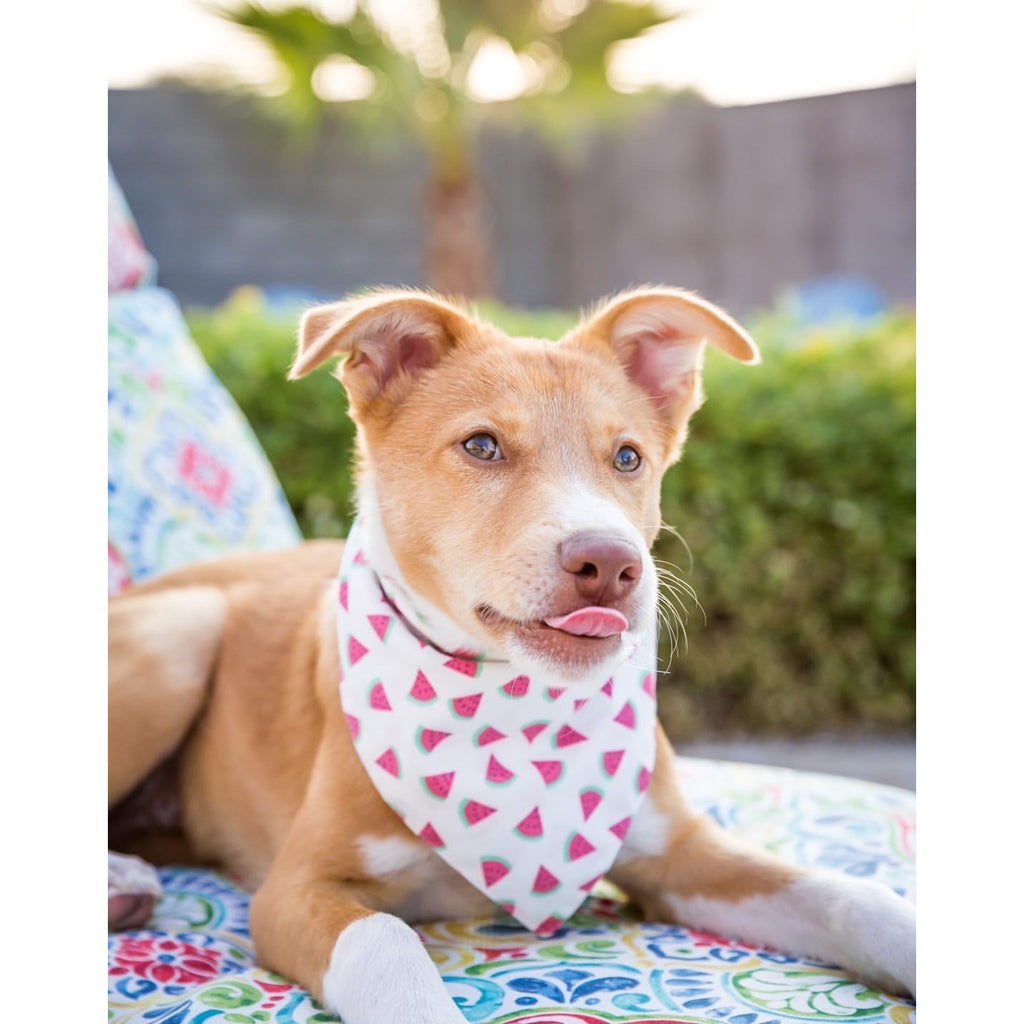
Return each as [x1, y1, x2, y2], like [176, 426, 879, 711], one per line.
[108, 0, 915, 786]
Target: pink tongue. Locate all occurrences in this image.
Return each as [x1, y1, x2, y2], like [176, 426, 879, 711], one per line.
[544, 607, 629, 638]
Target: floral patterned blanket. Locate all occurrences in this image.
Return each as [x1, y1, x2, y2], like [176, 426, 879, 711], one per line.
[108, 757, 915, 1024]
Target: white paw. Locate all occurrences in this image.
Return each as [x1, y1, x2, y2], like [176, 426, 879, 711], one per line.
[322, 913, 465, 1023]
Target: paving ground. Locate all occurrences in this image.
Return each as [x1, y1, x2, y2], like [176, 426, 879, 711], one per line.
[674, 733, 916, 791]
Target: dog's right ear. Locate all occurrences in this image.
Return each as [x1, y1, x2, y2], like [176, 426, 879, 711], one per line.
[289, 289, 477, 412]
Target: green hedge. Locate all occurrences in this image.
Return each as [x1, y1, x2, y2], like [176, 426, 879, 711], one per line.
[187, 290, 915, 739]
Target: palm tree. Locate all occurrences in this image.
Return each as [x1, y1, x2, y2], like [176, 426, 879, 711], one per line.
[212, 0, 679, 299]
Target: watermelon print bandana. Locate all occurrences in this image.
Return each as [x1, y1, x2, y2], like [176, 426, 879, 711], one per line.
[337, 518, 658, 936]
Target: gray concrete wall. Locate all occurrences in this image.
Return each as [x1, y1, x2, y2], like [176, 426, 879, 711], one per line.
[109, 83, 914, 314]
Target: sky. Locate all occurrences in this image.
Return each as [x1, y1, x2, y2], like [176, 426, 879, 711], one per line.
[107, 0, 916, 107]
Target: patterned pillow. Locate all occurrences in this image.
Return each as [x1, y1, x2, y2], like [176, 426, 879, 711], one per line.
[108, 167, 157, 294]
[108, 285, 301, 586]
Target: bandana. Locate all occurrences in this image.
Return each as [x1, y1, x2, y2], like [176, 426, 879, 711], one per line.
[337, 518, 657, 935]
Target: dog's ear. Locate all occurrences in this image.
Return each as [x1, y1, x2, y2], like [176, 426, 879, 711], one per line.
[564, 286, 759, 440]
[289, 289, 476, 411]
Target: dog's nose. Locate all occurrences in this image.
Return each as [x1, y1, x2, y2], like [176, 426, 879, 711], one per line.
[558, 532, 643, 605]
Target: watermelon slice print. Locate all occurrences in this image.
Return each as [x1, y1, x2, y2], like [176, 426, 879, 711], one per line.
[573, 697, 590, 713]
[614, 701, 636, 729]
[642, 672, 656, 699]
[565, 831, 596, 861]
[579, 874, 602, 892]
[545, 686, 566, 701]
[637, 765, 652, 793]
[531, 760, 563, 787]
[536, 915, 563, 938]
[338, 580, 349, 610]
[375, 748, 400, 777]
[555, 724, 587, 748]
[531, 865, 561, 894]
[475, 725, 506, 746]
[601, 678, 614, 698]
[408, 670, 437, 703]
[422, 771, 456, 799]
[416, 727, 451, 754]
[418, 822, 445, 848]
[579, 788, 603, 821]
[368, 614, 391, 641]
[515, 807, 544, 839]
[609, 816, 632, 840]
[348, 636, 368, 666]
[444, 656, 481, 678]
[521, 721, 548, 743]
[601, 749, 624, 777]
[344, 712, 360, 741]
[461, 799, 497, 826]
[481, 856, 511, 888]
[368, 681, 392, 711]
[450, 693, 483, 719]
[502, 676, 530, 697]
[485, 754, 515, 785]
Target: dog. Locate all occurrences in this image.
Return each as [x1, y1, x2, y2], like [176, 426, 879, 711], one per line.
[108, 286, 916, 1023]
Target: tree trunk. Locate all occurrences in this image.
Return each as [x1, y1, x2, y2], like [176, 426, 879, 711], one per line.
[422, 172, 494, 300]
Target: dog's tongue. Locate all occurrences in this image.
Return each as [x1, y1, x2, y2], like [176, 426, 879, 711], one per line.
[543, 607, 629, 638]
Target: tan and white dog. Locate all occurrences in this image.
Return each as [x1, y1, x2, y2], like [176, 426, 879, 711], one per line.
[108, 286, 915, 1023]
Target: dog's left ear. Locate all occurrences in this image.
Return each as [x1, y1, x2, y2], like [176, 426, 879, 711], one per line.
[564, 286, 759, 442]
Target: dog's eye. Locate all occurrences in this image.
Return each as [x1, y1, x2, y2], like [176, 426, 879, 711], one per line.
[614, 445, 641, 473]
[464, 433, 502, 461]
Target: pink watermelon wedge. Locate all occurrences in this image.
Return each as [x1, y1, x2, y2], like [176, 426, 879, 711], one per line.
[600, 678, 614, 698]
[502, 676, 530, 697]
[444, 656, 480, 678]
[368, 681, 392, 711]
[481, 856, 511, 887]
[408, 670, 437, 703]
[461, 798, 497, 826]
[417, 727, 451, 753]
[555, 724, 587, 748]
[573, 697, 590, 713]
[450, 692, 483, 718]
[609, 816, 632, 840]
[535, 915, 563, 938]
[338, 580, 349, 610]
[545, 686, 566, 701]
[614, 701, 636, 729]
[531, 865, 560, 894]
[353, 549, 368, 565]
[521, 721, 548, 743]
[637, 766, 652, 793]
[375, 748, 400, 777]
[531, 760, 563, 786]
[344, 712, 360, 741]
[475, 725, 506, 746]
[515, 806, 544, 839]
[422, 771, 455, 799]
[368, 614, 391, 641]
[348, 636, 368, 666]
[566, 831, 596, 861]
[418, 822, 445, 848]
[485, 754, 515, 784]
[601, 749, 624, 777]
[641, 672, 656, 699]
[579, 874, 602, 892]
[579, 788, 603, 821]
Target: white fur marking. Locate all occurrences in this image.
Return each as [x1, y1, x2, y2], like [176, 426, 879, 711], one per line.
[322, 914, 465, 1024]
[357, 834, 431, 879]
[616, 793, 669, 861]
[664, 872, 915, 998]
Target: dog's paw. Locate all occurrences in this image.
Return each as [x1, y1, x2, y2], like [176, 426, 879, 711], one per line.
[323, 913, 465, 1023]
[108, 851, 163, 931]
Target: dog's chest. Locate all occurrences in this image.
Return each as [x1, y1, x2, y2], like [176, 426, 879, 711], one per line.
[356, 834, 495, 921]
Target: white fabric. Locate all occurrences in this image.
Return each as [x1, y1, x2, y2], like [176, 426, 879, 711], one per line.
[337, 518, 658, 934]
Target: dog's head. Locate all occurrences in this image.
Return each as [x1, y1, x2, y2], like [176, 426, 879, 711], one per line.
[290, 287, 758, 682]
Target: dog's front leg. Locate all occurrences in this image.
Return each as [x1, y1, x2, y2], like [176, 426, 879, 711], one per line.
[609, 727, 915, 999]
[251, 868, 463, 1024]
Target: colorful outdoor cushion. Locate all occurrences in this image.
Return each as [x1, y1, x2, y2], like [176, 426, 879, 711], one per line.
[108, 758, 916, 1024]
